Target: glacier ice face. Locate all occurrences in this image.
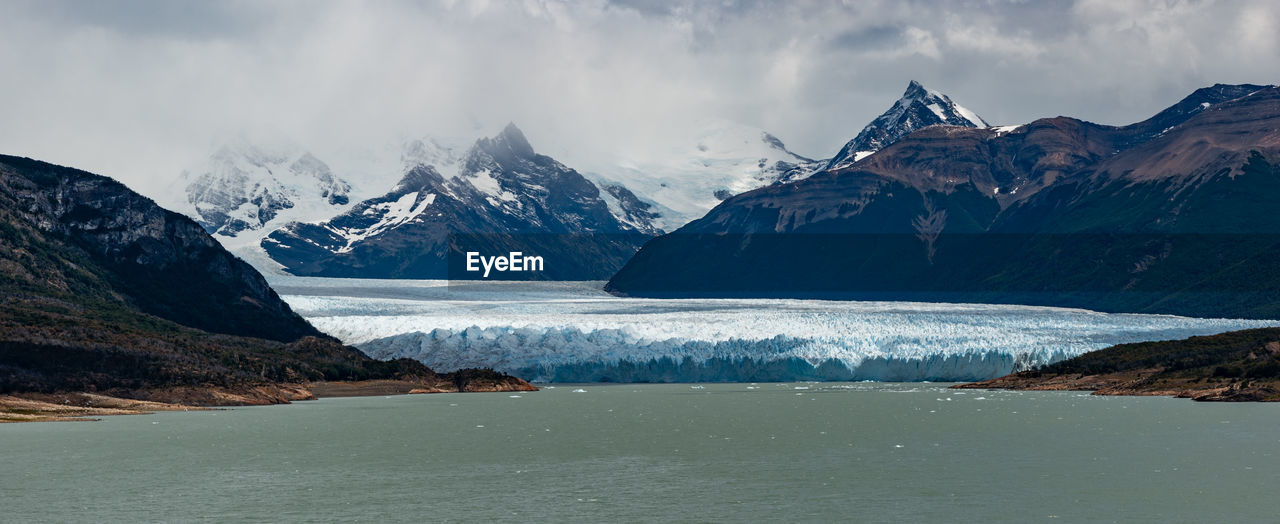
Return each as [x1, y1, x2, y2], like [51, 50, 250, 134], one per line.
[275, 278, 1280, 383]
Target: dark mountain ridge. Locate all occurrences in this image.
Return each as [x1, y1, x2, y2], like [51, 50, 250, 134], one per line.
[606, 84, 1280, 319]
[0, 155, 530, 399]
[0, 154, 318, 342]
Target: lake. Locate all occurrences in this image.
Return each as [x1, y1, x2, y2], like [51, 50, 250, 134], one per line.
[5, 383, 1278, 522]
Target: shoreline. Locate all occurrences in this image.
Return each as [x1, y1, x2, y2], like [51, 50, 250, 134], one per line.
[1, 378, 539, 423]
[954, 328, 1280, 401]
[954, 372, 1280, 401]
[11, 374, 1275, 423]
[0, 393, 211, 423]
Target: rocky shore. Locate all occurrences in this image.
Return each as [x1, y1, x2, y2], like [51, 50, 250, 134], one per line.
[955, 371, 1280, 401]
[956, 328, 1280, 402]
[2, 371, 537, 423]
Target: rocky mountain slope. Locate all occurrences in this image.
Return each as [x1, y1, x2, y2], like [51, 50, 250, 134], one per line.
[2, 154, 321, 342]
[263, 124, 655, 279]
[606, 84, 1280, 319]
[825, 80, 988, 171]
[0, 154, 531, 401]
[585, 83, 985, 231]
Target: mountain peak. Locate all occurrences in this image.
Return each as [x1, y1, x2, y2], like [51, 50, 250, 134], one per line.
[497, 122, 535, 158]
[181, 142, 352, 237]
[904, 80, 928, 98]
[825, 82, 988, 170]
[391, 164, 445, 193]
[465, 123, 538, 167]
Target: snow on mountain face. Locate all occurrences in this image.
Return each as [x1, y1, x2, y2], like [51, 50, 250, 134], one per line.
[168, 81, 987, 250]
[1116, 83, 1270, 148]
[156, 134, 484, 273]
[584, 181, 662, 234]
[588, 120, 825, 231]
[262, 124, 656, 279]
[273, 278, 1279, 383]
[583, 85, 986, 232]
[168, 82, 987, 259]
[446, 123, 661, 237]
[826, 80, 988, 171]
[180, 142, 353, 238]
[398, 136, 465, 179]
[261, 165, 444, 264]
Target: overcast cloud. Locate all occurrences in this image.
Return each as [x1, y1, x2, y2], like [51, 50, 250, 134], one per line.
[0, 0, 1277, 190]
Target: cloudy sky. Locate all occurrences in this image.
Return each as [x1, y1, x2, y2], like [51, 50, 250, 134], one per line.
[1, 0, 1277, 191]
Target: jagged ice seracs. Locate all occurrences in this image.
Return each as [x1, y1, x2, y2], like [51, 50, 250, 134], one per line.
[272, 278, 1280, 383]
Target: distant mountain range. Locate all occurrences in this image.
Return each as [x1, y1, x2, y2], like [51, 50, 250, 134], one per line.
[161, 81, 989, 279]
[157, 80, 1280, 313]
[262, 124, 655, 279]
[606, 83, 1280, 319]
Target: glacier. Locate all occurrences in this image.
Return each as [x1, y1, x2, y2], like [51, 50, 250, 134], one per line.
[274, 278, 1280, 383]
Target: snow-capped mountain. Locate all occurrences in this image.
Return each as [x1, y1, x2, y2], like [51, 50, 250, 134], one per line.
[584, 84, 985, 231]
[393, 135, 466, 179]
[178, 141, 353, 238]
[825, 80, 988, 171]
[262, 123, 656, 279]
[159, 134, 488, 271]
[586, 119, 826, 231]
[164, 81, 990, 275]
[606, 84, 1280, 319]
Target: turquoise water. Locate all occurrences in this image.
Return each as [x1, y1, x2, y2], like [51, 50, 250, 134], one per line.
[4, 383, 1279, 522]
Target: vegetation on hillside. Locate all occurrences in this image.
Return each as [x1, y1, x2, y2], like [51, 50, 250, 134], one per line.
[961, 327, 1280, 401]
[0, 155, 531, 403]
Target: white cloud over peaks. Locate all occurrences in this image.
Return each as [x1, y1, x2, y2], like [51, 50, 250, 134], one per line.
[902, 27, 943, 61]
[943, 24, 1043, 61]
